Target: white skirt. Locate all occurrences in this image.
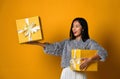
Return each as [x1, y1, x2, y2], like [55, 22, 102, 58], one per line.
[60, 67, 87, 79]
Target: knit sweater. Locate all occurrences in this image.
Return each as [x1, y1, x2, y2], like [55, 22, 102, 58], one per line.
[44, 39, 108, 68]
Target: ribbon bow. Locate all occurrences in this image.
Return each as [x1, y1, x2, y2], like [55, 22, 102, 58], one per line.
[70, 49, 81, 69]
[18, 18, 40, 41]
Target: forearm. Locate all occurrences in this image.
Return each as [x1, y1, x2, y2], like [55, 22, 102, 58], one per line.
[27, 41, 48, 48]
[90, 54, 101, 62]
[80, 54, 101, 70]
[38, 42, 46, 48]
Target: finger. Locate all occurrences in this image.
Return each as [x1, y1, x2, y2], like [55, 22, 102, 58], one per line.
[25, 41, 39, 45]
[81, 64, 87, 71]
[80, 63, 86, 70]
[82, 65, 88, 71]
[80, 62, 84, 69]
[81, 58, 85, 61]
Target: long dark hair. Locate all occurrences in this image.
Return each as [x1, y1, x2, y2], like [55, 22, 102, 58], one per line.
[69, 17, 90, 42]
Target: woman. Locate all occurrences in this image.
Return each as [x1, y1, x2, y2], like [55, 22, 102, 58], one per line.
[29, 17, 107, 79]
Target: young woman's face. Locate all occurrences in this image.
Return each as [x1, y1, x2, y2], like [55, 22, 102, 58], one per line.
[72, 21, 82, 37]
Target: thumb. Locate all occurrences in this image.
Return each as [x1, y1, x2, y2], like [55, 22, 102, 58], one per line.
[81, 58, 86, 61]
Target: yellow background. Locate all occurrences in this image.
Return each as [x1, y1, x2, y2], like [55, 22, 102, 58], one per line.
[0, 0, 120, 79]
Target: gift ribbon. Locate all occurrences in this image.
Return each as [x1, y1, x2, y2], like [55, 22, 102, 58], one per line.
[70, 49, 81, 69]
[18, 18, 40, 41]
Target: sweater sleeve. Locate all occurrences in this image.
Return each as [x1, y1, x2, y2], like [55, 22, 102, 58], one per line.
[43, 40, 67, 56]
[89, 39, 108, 61]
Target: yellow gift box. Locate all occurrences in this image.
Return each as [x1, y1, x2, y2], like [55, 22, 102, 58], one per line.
[70, 49, 98, 71]
[16, 16, 43, 43]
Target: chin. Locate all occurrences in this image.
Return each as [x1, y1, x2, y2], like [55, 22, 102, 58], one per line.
[74, 34, 79, 37]
[74, 34, 81, 38]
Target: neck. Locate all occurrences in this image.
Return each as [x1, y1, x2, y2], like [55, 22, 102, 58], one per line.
[75, 35, 82, 41]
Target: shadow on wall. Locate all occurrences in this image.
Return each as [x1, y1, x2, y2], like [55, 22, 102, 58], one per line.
[87, 23, 120, 79]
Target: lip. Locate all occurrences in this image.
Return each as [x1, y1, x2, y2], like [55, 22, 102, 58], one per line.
[73, 31, 77, 34]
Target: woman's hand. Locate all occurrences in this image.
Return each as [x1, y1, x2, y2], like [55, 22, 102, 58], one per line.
[80, 57, 92, 71]
[26, 41, 41, 45]
[80, 54, 100, 71]
[26, 41, 49, 48]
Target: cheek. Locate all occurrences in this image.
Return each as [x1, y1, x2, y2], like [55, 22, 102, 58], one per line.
[77, 27, 82, 33]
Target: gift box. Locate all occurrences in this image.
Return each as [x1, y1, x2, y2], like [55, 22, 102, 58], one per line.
[16, 16, 43, 43]
[70, 49, 98, 71]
